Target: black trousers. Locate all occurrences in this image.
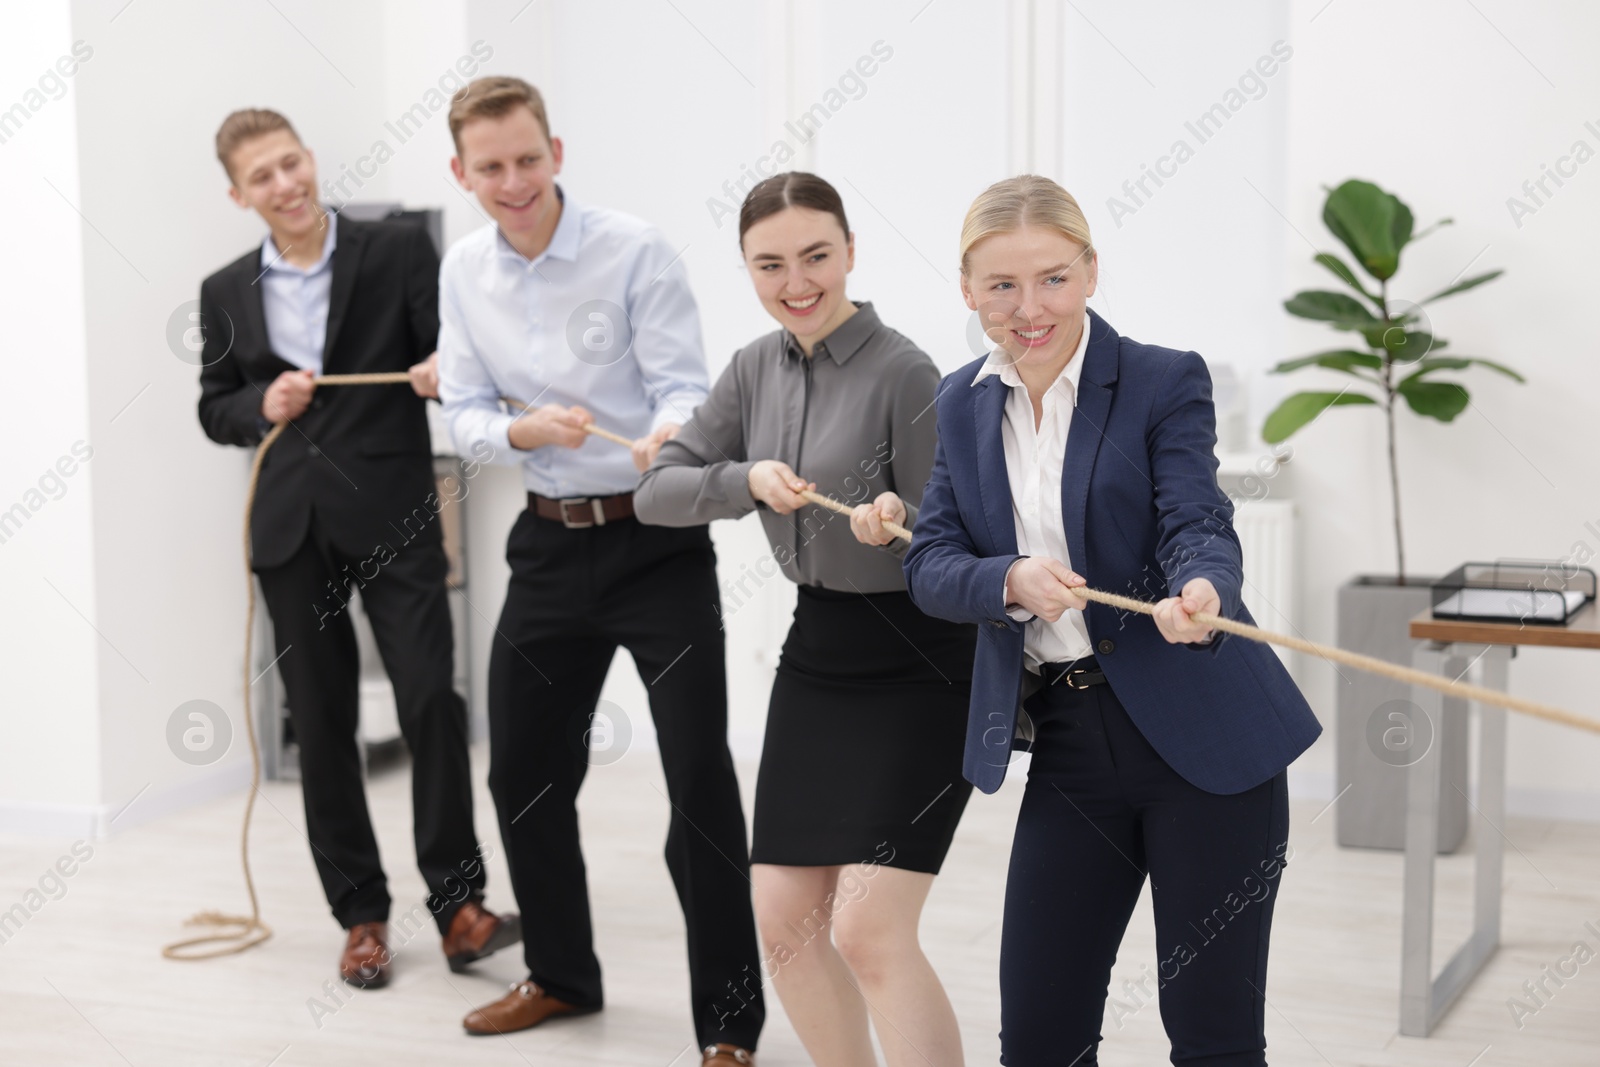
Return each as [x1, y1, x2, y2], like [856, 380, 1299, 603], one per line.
[488, 510, 765, 1050]
[256, 516, 483, 935]
[999, 670, 1291, 1066]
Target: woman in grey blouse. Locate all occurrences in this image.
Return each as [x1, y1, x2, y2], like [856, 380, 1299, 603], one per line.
[635, 173, 975, 1067]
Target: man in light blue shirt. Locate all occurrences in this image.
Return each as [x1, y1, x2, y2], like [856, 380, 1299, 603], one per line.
[438, 179, 709, 495]
[438, 77, 764, 1063]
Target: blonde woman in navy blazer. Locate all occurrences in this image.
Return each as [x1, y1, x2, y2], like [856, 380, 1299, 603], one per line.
[904, 175, 1321, 1065]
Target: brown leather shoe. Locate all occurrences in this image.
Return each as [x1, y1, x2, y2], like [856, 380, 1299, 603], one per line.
[441, 899, 522, 974]
[462, 980, 597, 1036]
[338, 921, 391, 989]
[702, 1044, 755, 1065]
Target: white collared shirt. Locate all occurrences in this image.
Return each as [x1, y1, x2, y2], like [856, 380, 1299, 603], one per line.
[259, 207, 337, 373]
[437, 186, 710, 496]
[972, 317, 1095, 669]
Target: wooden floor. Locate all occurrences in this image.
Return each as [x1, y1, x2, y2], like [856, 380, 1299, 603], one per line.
[2, 746, 1597, 1065]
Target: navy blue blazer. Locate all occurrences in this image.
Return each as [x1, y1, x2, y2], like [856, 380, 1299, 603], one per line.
[903, 308, 1321, 796]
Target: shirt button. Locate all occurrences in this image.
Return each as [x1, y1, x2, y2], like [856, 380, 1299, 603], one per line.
[1097, 638, 1115, 655]
[308, 445, 321, 457]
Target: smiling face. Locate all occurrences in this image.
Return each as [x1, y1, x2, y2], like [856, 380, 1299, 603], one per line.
[225, 129, 322, 242]
[961, 224, 1098, 373]
[450, 104, 564, 251]
[742, 206, 856, 348]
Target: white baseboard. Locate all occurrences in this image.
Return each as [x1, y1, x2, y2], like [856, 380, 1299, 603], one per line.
[6, 744, 1592, 840]
[0, 758, 253, 840]
[1286, 766, 1600, 823]
[1502, 783, 1600, 823]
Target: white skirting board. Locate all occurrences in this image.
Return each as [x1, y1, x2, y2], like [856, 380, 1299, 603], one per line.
[1288, 766, 1600, 824]
[4, 746, 1594, 839]
[0, 758, 253, 840]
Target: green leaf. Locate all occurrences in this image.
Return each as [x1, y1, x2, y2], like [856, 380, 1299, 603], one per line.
[1284, 290, 1379, 327]
[1410, 218, 1454, 243]
[1272, 350, 1384, 375]
[1355, 324, 1443, 356]
[1391, 200, 1416, 250]
[1407, 356, 1526, 382]
[1395, 378, 1470, 421]
[1323, 179, 1412, 281]
[1420, 269, 1503, 305]
[1383, 329, 1440, 360]
[1262, 390, 1379, 443]
[1314, 252, 1380, 304]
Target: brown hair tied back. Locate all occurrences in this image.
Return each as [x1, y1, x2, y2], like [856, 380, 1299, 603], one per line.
[738, 172, 850, 249]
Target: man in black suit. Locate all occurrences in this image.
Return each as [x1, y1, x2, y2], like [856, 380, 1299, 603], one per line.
[196, 108, 517, 989]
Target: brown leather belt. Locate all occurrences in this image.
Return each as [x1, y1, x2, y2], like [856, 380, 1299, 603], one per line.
[527, 491, 634, 528]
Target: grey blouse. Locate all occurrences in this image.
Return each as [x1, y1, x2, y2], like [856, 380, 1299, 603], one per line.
[633, 301, 940, 594]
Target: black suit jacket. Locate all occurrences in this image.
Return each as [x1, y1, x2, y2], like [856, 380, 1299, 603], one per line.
[197, 215, 443, 571]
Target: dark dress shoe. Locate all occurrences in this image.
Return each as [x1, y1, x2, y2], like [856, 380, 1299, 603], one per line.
[339, 921, 391, 989]
[462, 980, 597, 1036]
[441, 899, 522, 973]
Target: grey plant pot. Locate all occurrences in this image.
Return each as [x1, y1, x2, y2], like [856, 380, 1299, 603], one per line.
[1334, 575, 1469, 853]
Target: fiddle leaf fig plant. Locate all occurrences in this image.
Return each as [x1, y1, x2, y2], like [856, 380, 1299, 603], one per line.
[1262, 178, 1524, 583]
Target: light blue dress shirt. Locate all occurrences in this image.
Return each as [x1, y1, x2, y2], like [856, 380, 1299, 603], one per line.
[437, 186, 710, 498]
[259, 207, 337, 373]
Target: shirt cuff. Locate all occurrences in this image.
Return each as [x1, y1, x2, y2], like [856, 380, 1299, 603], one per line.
[648, 409, 683, 437]
[488, 411, 517, 455]
[877, 534, 911, 560]
[721, 460, 759, 512]
[1003, 558, 1034, 621]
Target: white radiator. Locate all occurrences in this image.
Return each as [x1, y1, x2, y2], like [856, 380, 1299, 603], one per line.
[1233, 498, 1297, 668]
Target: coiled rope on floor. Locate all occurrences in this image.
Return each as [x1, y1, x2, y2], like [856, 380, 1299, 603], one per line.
[169, 372, 1600, 962]
[161, 416, 287, 958]
[164, 373, 418, 960]
[164, 371, 626, 961]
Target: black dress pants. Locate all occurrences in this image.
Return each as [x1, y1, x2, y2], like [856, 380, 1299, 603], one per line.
[999, 670, 1291, 1066]
[256, 516, 483, 935]
[487, 510, 764, 1050]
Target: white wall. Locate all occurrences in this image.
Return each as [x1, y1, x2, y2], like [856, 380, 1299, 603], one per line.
[3, 0, 1595, 836]
[447, 0, 1021, 752]
[1281, 0, 1600, 814]
[0, 4, 101, 828]
[0, 0, 398, 835]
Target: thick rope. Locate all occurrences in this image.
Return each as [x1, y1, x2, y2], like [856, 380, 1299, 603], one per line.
[1078, 586, 1600, 734]
[164, 372, 419, 961]
[800, 488, 913, 540]
[799, 485, 1600, 734]
[162, 418, 288, 959]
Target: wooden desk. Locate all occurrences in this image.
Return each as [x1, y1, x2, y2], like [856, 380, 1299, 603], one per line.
[1410, 600, 1600, 649]
[1400, 602, 1600, 1036]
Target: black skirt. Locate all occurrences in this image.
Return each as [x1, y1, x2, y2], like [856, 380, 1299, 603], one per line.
[750, 584, 977, 874]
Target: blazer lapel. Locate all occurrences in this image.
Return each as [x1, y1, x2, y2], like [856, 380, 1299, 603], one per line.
[239, 248, 267, 343]
[236, 257, 289, 377]
[320, 216, 365, 372]
[972, 374, 1017, 557]
[1061, 309, 1119, 577]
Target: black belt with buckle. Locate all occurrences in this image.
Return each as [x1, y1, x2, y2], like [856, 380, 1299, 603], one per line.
[528, 491, 634, 528]
[1039, 658, 1107, 690]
